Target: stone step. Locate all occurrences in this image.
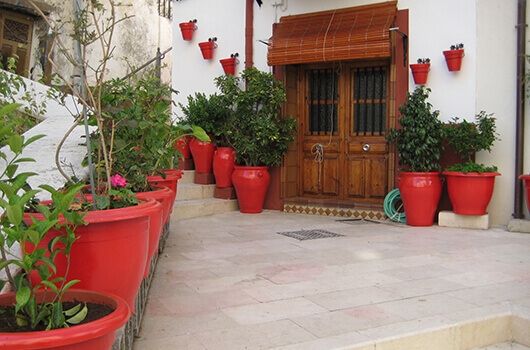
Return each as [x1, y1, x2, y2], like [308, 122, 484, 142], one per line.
[177, 183, 215, 201]
[173, 198, 238, 220]
[180, 170, 195, 184]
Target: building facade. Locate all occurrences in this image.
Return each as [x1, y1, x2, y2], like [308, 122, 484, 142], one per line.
[170, 0, 528, 226]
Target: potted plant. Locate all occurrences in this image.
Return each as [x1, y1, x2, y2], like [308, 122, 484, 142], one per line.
[220, 53, 239, 76]
[215, 67, 296, 213]
[180, 92, 230, 185]
[198, 37, 217, 60]
[410, 58, 431, 85]
[0, 104, 129, 349]
[387, 87, 444, 226]
[443, 43, 465, 72]
[442, 112, 500, 215]
[179, 19, 197, 41]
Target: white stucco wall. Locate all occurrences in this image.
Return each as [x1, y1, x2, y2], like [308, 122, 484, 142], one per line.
[172, 0, 523, 225]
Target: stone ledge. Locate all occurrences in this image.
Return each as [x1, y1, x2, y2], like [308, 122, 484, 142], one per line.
[438, 210, 490, 230]
[507, 219, 530, 233]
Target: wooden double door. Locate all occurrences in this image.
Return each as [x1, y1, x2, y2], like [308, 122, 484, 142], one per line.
[298, 62, 392, 204]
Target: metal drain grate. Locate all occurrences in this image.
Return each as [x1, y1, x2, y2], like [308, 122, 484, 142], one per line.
[277, 229, 344, 241]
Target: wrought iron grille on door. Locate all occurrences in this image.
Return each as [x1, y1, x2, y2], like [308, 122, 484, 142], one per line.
[307, 68, 339, 135]
[352, 66, 387, 136]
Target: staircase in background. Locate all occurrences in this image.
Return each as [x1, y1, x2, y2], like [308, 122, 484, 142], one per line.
[173, 170, 238, 220]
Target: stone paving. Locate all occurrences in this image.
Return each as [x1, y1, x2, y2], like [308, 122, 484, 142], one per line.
[134, 211, 530, 350]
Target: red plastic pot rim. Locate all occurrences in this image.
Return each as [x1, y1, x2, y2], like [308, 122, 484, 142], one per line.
[399, 171, 440, 177]
[162, 169, 183, 179]
[443, 49, 465, 58]
[220, 57, 237, 65]
[0, 289, 129, 348]
[443, 171, 501, 177]
[198, 41, 217, 49]
[136, 185, 172, 197]
[234, 165, 269, 170]
[179, 22, 196, 29]
[519, 174, 530, 180]
[147, 173, 180, 182]
[25, 198, 158, 225]
[410, 63, 430, 70]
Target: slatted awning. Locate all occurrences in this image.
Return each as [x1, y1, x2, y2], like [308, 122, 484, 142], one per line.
[268, 1, 397, 66]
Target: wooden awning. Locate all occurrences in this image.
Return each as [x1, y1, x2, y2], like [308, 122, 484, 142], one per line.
[268, 1, 397, 66]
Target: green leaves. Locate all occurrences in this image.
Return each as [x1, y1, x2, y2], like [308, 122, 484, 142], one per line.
[387, 87, 443, 172]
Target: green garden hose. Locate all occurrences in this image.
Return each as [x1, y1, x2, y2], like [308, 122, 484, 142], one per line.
[384, 188, 406, 224]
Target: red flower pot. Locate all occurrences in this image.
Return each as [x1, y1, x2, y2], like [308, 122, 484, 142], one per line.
[399, 172, 442, 226]
[24, 200, 157, 310]
[137, 186, 173, 224]
[410, 63, 430, 85]
[179, 22, 197, 41]
[220, 57, 237, 75]
[0, 289, 129, 350]
[443, 49, 464, 72]
[232, 166, 270, 213]
[520, 175, 530, 212]
[174, 135, 192, 159]
[147, 170, 182, 204]
[189, 138, 216, 174]
[444, 171, 500, 215]
[198, 41, 217, 60]
[213, 147, 236, 188]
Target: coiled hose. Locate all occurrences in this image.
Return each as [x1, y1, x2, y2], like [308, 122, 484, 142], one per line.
[384, 188, 406, 224]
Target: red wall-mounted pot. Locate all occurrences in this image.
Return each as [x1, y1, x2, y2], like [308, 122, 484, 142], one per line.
[443, 49, 464, 72]
[199, 40, 217, 60]
[220, 57, 238, 75]
[179, 21, 197, 41]
[410, 63, 430, 85]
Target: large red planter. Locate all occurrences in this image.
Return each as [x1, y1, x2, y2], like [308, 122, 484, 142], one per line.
[443, 49, 464, 71]
[0, 289, 129, 350]
[198, 41, 216, 60]
[410, 63, 430, 85]
[147, 170, 181, 204]
[213, 147, 235, 188]
[136, 186, 173, 225]
[520, 174, 530, 212]
[444, 171, 500, 215]
[179, 22, 197, 41]
[189, 138, 216, 174]
[24, 200, 157, 310]
[232, 166, 270, 213]
[399, 172, 442, 226]
[174, 135, 192, 159]
[135, 199, 162, 277]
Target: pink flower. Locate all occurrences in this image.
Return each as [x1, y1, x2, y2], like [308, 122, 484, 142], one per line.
[110, 174, 127, 188]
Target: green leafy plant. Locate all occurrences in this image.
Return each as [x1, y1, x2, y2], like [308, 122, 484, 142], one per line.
[215, 67, 296, 166]
[86, 75, 208, 194]
[443, 111, 499, 173]
[0, 103, 87, 331]
[387, 87, 444, 172]
[180, 92, 230, 145]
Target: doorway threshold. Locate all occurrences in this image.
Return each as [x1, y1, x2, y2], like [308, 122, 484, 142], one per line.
[283, 198, 386, 220]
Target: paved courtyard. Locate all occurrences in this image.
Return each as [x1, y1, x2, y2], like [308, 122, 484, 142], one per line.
[134, 211, 530, 349]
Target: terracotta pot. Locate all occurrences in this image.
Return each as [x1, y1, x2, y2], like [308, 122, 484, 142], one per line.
[174, 135, 192, 159]
[198, 41, 217, 60]
[179, 22, 197, 41]
[443, 49, 464, 72]
[444, 171, 500, 215]
[410, 63, 430, 85]
[399, 172, 442, 226]
[189, 138, 216, 174]
[147, 170, 182, 204]
[0, 289, 129, 350]
[213, 147, 236, 188]
[520, 175, 530, 212]
[24, 200, 157, 310]
[220, 57, 237, 75]
[232, 166, 270, 213]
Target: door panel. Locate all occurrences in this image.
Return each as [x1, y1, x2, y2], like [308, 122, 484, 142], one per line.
[298, 62, 390, 204]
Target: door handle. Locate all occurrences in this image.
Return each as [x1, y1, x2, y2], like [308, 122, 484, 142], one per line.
[362, 144, 371, 152]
